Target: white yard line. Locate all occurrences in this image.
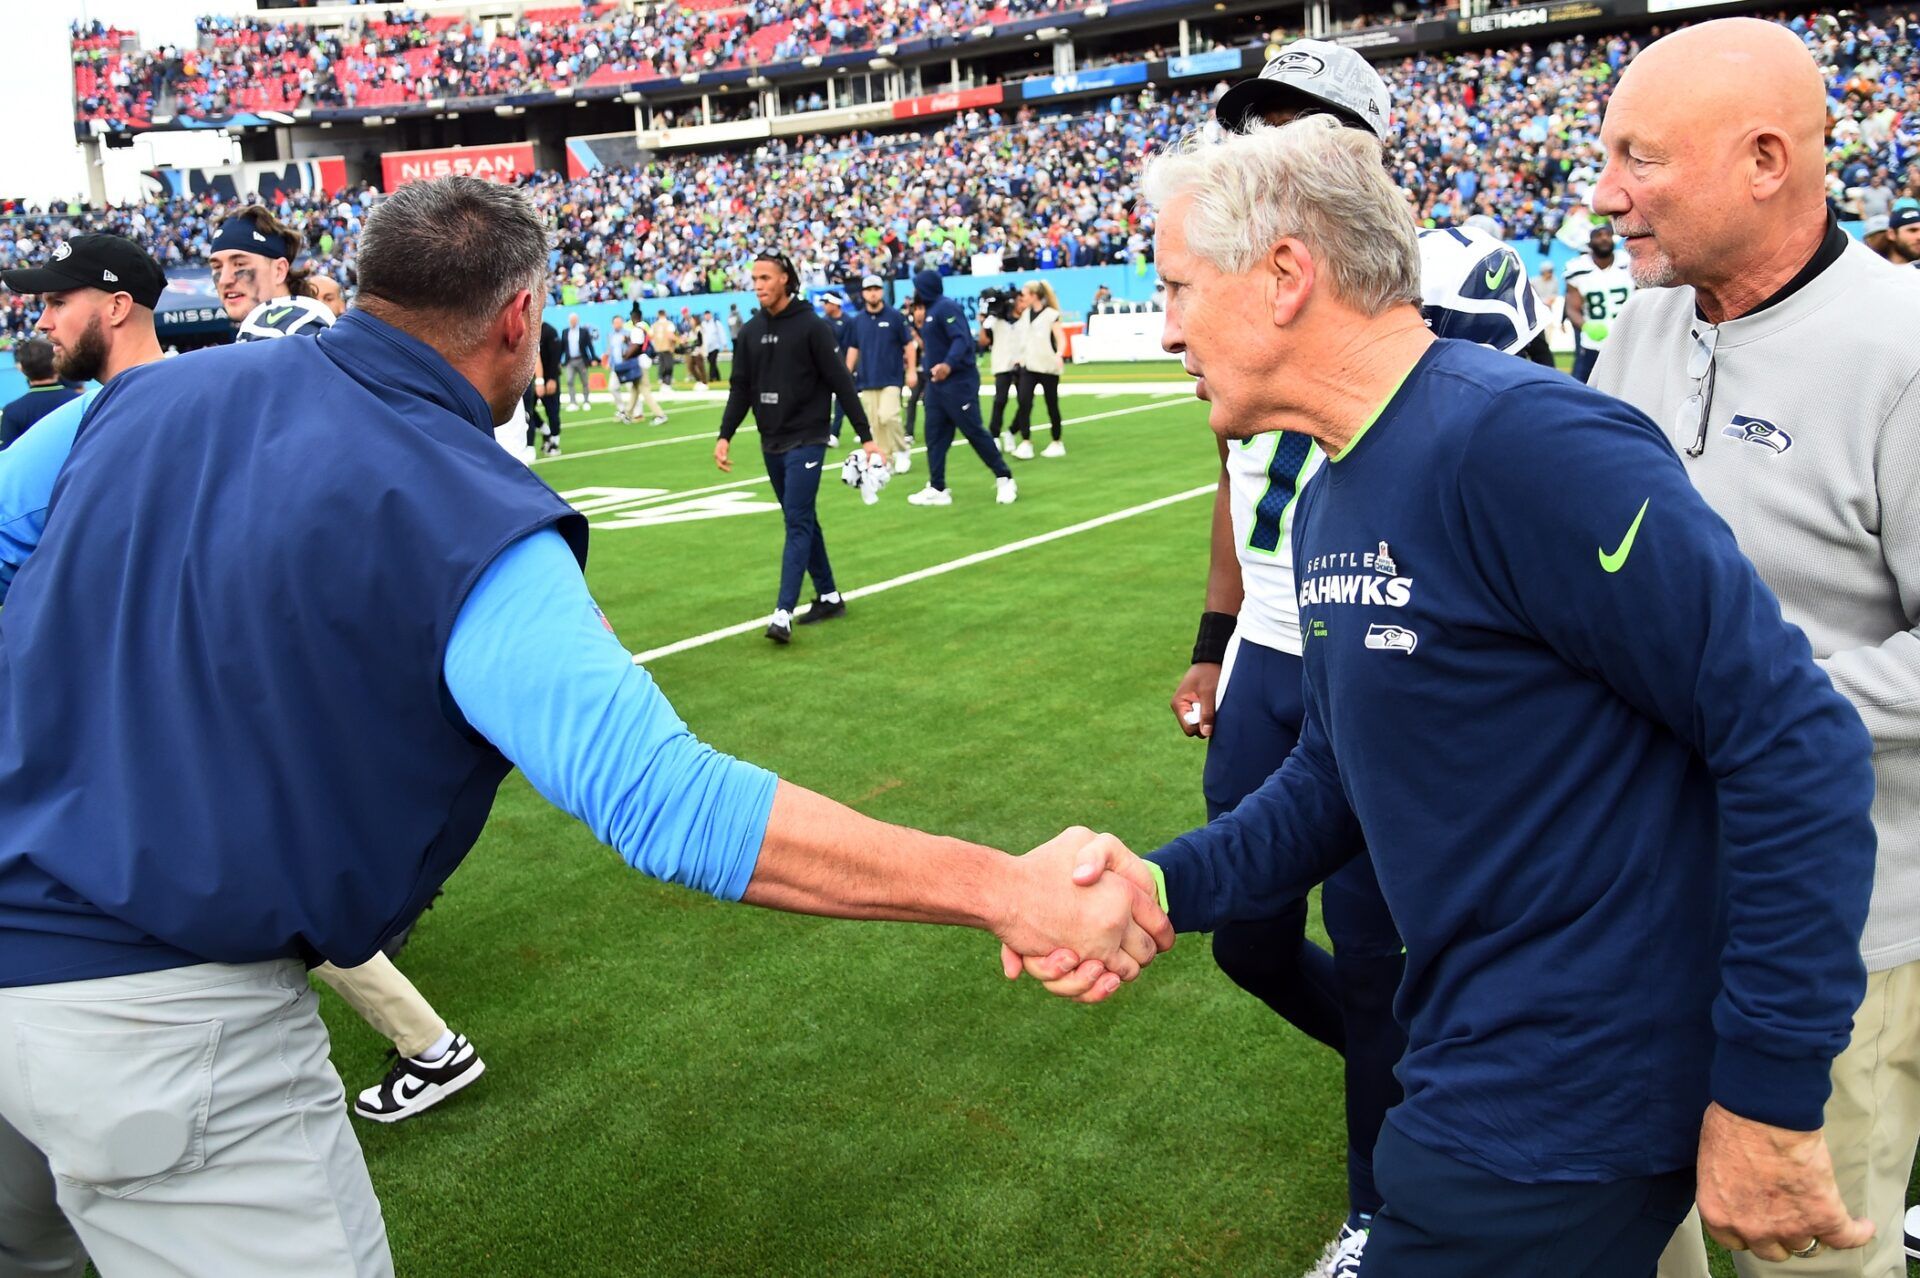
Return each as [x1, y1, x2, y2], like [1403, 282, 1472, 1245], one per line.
[546, 394, 1194, 473]
[629, 482, 1214, 665]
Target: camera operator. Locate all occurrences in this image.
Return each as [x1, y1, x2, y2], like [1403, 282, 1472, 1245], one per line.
[980, 287, 1025, 453]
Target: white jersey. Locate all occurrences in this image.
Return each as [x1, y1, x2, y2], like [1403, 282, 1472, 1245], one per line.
[234, 295, 335, 342]
[1562, 252, 1634, 349]
[1227, 227, 1541, 656]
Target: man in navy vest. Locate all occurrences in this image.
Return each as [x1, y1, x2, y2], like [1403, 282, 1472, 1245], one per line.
[0, 177, 1169, 1277]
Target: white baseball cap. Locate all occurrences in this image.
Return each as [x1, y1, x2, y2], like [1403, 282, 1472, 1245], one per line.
[1214, 39, 1391, 142]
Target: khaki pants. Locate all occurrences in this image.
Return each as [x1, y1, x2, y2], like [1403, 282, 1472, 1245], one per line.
[0, 960, 392, 1278]
[1659, 957, 1920, 1278]
[861, 386, 905, 456]
[621, 371, 662, 421]
[313, 951, 447, 1060]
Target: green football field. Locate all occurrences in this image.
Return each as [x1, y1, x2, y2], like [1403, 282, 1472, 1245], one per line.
[320, 382, 1910, 1278]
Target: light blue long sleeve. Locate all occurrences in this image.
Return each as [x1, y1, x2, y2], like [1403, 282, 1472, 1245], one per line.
[442, 529, 775, 900]
[0, 387, 95, 603]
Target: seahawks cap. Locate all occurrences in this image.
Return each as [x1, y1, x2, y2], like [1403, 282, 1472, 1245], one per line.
[2, 234, 168, 309]
[1214, 40, 1391, 142]
[1889, 207, 1920, 231]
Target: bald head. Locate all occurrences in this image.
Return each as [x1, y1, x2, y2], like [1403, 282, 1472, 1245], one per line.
[1592, 18, 1831, 318]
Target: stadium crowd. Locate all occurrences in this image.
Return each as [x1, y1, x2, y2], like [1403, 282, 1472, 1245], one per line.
[71, 0, 1100, 127]
[22, 5, 1920, 347]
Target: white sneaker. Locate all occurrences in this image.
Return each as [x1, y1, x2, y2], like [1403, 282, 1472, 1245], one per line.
[1327, 1224, 1368, 1278]
[1012, 440, 1035, 461]
[1042, 440, 1066, 458]
[650, 413, 669, 425]
[695, 382, 708, 392]
[892, 450, 911, 474]
[1905, 1203, 1919, 1260]
[1300, 1233, 1343, 1278]
[999, 430, 1015, 453]
[995, 475, 1018, 505]
[907, 485, 952, 506]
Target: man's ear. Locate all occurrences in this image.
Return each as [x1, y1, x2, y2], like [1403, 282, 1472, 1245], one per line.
[105, 292, 137, 329]
[1267, 237, 1316, 328]
[502, 289, 534, 352]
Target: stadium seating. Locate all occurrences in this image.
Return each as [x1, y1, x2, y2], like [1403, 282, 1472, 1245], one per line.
[23, 7, 1920, 350]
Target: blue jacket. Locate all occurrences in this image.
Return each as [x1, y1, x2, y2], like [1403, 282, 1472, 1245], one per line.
[1151, 341, 1875, 1182]
[913, 270, 978, 389]
[0, 312, 591, 982]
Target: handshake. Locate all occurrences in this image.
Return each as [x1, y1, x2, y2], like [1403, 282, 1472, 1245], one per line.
[994, 826, 1175, 1003]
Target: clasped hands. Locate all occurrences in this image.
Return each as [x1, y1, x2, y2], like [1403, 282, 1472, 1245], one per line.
[994, 827, 1173, 1004]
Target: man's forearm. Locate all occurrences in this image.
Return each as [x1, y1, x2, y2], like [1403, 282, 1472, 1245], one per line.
[740, 781, 1005, 930]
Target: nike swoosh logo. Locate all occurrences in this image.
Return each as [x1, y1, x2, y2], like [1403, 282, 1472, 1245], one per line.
[396, 1076, 427, 1101]
[1483, 258, 1513, 291]
[805, 461, 820, 469]
[1598, 498, 1650, 573]
[266, 307, 292, 324]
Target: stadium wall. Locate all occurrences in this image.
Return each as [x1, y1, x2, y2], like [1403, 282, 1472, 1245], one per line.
[536, 264, 1167, 342]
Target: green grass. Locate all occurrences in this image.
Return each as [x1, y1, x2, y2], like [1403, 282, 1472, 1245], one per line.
[323, 390, 1914, 1277]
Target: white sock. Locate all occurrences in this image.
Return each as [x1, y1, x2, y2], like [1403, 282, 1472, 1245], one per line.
[773, 608, 792, 626]
[413, 1029, 456, 1062]
[822, 591, 841, 604]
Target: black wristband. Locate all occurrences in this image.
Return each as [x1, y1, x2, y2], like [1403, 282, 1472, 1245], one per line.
[1191, 611, 1236, 666]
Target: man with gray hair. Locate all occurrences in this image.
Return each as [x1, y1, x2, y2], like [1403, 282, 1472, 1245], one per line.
[1585, 18, 1920, 1278]
[0, 176, 1171, 1276]
[1014, 116, 1877, 1274]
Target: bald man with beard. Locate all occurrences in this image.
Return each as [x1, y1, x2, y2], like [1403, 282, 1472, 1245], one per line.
[1587, 19, 1920, 1277]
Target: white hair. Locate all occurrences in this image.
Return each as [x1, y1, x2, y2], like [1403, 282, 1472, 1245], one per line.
[1142, 116, 1422, 316]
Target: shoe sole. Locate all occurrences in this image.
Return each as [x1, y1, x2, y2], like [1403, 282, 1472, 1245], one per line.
[354, 1058, 486, 1124]
[795, 610, 845, 626]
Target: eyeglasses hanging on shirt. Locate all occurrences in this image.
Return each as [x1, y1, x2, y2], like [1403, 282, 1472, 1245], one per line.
[1680, 322, 1719, 458]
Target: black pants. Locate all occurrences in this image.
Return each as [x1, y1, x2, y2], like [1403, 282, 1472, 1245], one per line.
[987, 370, 1017, 437]
[903, 377, 922, 440]
[1011, 369, 1062, 441]
[923, 385, 1009, 491]
[523, 382, 561, 444]
[1362, 1122, 1694, 1277]
[762, 444, 833, 612]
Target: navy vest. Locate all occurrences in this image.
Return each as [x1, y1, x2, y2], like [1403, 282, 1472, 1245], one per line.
[0, 311, 586, 985]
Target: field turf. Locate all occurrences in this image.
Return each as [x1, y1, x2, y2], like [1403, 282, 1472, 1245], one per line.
[320, 375, 1913, 1278]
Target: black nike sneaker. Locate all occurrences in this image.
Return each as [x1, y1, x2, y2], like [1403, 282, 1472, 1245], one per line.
[353, 1034, 485, 1123]
[765, 614, 792, 645]
[795, 596, 846, 625]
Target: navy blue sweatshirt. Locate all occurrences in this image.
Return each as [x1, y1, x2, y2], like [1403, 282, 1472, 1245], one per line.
[1150, 340, 1874, 1183]
[912, 270, 978, 388]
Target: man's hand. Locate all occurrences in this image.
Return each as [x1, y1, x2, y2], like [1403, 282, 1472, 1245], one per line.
[1171, 662, 1221, 738]
[714, 438, 732, 473]
[998, 831, 1173, 1003]
[931, 363, 952, 382]
[543, 379, 558, 397]
[862, 439, 885, 458]
[1695, 1102, 1873, 1261]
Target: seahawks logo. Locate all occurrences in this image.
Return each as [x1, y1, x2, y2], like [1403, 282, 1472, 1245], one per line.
[1720, 414, 1792, 454]
[1270, 51, 1326, 78]
[52, 243, 72, 261]
[1364, 624, 1418, 654]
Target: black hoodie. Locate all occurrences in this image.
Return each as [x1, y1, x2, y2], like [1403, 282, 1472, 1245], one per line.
[718, 298, 871, 452]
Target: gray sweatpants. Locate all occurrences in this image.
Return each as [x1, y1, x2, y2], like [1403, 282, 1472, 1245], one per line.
[0, 959, 391, 1278]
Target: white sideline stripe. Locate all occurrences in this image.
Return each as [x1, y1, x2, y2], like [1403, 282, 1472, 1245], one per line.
[548, 394, 1193, 474]
[630, 482, 1214, 665]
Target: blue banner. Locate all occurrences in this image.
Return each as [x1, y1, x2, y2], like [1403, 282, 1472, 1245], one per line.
[1166, 49, 1244, 79]
[1020, 62, 1148, 100]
